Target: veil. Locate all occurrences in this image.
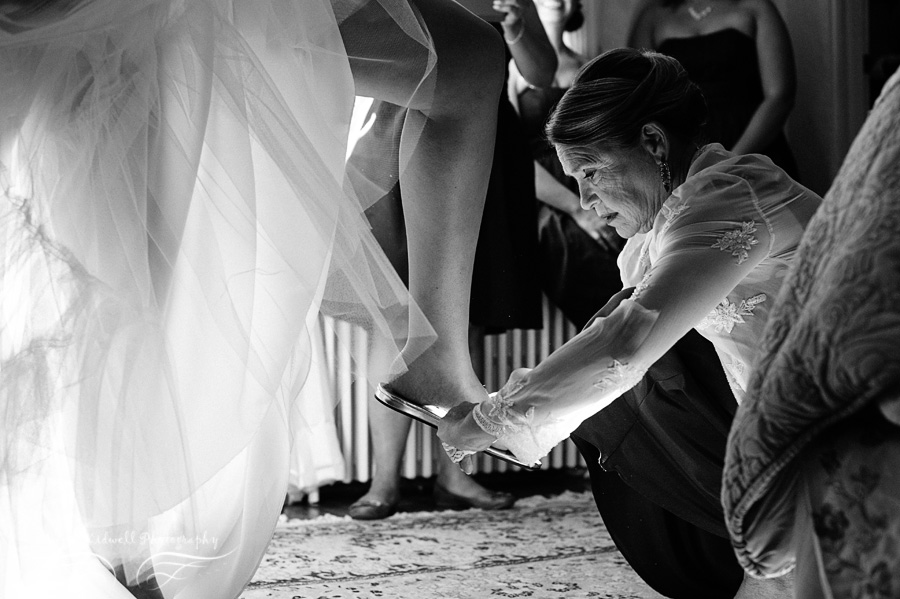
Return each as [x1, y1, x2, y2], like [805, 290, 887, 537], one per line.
[1, 0, 437, 596]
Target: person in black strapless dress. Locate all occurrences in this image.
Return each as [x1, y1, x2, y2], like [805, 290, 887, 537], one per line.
[511, 0, 624, 331]
[657, 28, 799, 178]
[631, 0, 799, 180]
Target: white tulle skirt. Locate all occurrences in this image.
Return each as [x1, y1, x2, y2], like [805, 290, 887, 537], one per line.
[0, 1, 435, 597]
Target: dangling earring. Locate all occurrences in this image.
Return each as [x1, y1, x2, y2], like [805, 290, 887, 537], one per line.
[658, 160, 672, 193]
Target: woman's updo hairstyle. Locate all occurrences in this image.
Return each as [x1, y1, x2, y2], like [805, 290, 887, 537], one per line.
[546, 47, 707, 155]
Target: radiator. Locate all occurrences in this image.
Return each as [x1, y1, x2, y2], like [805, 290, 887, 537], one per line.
[322, 297, 587, 483]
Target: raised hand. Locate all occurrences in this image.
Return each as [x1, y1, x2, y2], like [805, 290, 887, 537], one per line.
[492, 0, 526, 42]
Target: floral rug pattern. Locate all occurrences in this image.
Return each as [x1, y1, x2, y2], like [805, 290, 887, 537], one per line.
[242, 491, 664, 599]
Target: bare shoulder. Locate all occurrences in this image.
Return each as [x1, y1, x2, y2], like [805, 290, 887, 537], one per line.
[628, 0, 667, 48]
[738, 0, 785, 22]
[633, 0, 667, 24]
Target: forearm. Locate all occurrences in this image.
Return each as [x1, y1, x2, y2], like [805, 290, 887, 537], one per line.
[503, 13, 555, 87]
[472, 299, 659, 465]
[731, 96, 793, 156]
[534, 161, 579, 214]
[471, 211, 770, 464]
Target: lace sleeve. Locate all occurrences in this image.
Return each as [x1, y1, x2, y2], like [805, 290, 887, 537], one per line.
[473, 299, 658, 466]
[477, 176, 776, 466]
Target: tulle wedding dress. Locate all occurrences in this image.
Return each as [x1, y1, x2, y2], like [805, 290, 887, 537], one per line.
[1, 1, 435, 596]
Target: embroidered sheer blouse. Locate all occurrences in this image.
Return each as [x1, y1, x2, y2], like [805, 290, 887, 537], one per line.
[478, 144, 821, 466]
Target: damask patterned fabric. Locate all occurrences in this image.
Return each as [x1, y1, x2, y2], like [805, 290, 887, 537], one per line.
[723, 67, 900, 580]
[794, 408, 900, 598]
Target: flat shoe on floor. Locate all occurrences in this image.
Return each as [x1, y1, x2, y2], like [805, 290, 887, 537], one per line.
[433, 482, 516, 511]
[374, 383, 541, 470]
[349, 498, 398, 520]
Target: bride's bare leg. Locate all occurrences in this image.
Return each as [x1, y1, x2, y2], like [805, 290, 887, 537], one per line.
[342, 0, 505, 408]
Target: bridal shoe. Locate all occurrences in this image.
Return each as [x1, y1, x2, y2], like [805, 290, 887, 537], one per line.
[374, 384, 540, 470]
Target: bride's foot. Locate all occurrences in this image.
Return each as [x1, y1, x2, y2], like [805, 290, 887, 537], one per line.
[387, 347, 488, 410]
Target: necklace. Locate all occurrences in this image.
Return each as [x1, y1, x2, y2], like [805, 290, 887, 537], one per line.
[687, 2, 713, 20]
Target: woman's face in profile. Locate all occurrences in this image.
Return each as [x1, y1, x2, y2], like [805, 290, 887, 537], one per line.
[559, 144, 661, 239]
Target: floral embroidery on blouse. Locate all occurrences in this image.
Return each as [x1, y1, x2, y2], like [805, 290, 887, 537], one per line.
[662, 203, 690, 220]
[638, 246, 650, 271]
[697, 294, 767, 333]
[477, 392, 532, 436]
[501, 375, 528, 400]
[660, 203, 690, 235]
[593, 360, 643, 394]
[720, 355, 746, 400]
[722, 363, 744, 401]
[631, 272, 652, 300]
[711, 221, 759, 264]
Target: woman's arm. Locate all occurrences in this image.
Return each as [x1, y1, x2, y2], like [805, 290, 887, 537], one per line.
[439, 175, 772, 465]
[496, 0, 557, 88]
[730, 0, 796, 155]
[627, 0, 660, 50]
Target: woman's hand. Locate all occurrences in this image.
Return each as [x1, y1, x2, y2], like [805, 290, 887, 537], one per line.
[437, 402, 497, 474]
[492, 0, 526, 42]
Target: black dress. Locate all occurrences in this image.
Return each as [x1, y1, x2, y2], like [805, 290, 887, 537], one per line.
[517, 85, 623, 330]
[467, 31, 543, 333]
[468, 84, 543, 333]
[659, 28, 800, 180]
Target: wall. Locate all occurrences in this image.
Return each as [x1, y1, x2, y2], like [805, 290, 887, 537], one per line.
[775, 0, 868, 195]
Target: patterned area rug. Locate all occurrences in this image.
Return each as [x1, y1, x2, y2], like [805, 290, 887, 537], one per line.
[242, 491, 664, 599]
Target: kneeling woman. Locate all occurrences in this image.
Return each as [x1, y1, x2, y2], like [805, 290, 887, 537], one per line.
[438, 47, 820, 598]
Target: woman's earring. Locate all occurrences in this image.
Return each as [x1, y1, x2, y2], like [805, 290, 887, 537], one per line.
[659, 160, 672, 193]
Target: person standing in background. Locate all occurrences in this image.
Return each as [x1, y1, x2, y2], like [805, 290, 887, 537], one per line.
[512, 0, 625, 330]
[345, 0, 557, 520]
[629, 0, 800, 179]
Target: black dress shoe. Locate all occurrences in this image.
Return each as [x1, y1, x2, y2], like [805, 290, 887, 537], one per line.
[349, 497, 398, 520]
[433, 482, 516, 510]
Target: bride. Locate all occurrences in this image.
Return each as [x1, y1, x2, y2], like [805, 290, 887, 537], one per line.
[0, 0, 503, 597]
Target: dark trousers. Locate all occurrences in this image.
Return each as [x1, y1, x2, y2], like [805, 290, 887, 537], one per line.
[571, 330, 744, 598]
